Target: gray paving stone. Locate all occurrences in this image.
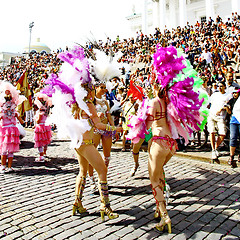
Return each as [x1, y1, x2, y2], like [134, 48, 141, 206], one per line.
[114, 226, 135, 237]
[199, 212, 217, 223]
[213, 214, 229, 223]
[185, 212, 203, 222]
[187, 220, 205, 233]
[138, 230, 161, 240]
[101, 234, 121, 240]
[52, 229, 78, 240]
[230, 225, 240, 237]
[94, 227, 115, 239]
[174, 220, 192, 231]
[219, 219, 238, 231]
[189, 231, 208, 240]
[204, 232, 224, 240]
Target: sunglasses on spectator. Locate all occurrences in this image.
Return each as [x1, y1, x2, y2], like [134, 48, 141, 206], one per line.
[100, 86, 106, 89]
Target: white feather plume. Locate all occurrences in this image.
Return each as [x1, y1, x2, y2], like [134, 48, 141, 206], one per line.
[59, 62, 82, 87]
[46, 89, 91, 148]
[91, 50, 122, 82]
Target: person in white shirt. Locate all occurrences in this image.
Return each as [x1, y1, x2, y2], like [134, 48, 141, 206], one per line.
[200, 48, 212, 67]
[207, 82, 232, 161]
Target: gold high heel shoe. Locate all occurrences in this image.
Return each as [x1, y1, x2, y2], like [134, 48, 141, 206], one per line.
[99, 181, 119, 221]
[72, 200, 86, 216]
[73, 176, 87, 216]
[100, 205, 119, 221]
[156, 212, 171, 233]
[151, 183, 172, 233]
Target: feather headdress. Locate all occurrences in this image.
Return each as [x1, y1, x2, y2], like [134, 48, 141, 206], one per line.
[153, 45, 204, 143]
[42, 46, 94, 148]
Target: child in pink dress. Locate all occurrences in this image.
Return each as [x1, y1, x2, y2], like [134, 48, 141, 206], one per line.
[0, 82, 25, 173]
[34, 93, 52, 162]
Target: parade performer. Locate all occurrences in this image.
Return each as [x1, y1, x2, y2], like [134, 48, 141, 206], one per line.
[0, 81, 25, 173]
[34, 93, 52, 162]
[87, 48, 122, 190]
[87, 82, 114, 190]
[127, 45, 204, 233]
[90, 49, 122, 166]
[44, 46, 122, 220]
[126, 80, 145, 176]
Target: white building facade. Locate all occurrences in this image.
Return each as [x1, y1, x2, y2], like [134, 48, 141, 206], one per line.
[127, 0, 240, 34]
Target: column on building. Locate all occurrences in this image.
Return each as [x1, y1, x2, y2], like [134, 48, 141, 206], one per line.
[205, 0, 215, 20]
[159, 0, 166, 32]
[231, 0, 240, 14]
[179, 0, 187, 27]
[152, 0, 160, 29]
[142, 0, 148, 34]
[169, 0, 177, 29]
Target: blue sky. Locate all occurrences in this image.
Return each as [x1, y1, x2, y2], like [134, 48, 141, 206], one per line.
[0, 0, 143, 53]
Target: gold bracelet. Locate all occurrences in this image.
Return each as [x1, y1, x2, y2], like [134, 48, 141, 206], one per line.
[105, 125, 116, 132]
[110, 126, 116, 131]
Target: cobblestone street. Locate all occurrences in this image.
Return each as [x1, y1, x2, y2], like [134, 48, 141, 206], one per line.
[0, 131, 240, 240]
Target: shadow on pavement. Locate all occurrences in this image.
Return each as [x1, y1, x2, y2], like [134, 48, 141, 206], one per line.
[19, 140, 34, 149]
[13, 155, 78, 176]
[109, 185, 151, 196]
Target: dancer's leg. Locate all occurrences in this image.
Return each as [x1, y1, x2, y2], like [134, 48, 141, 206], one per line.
[99, 180, 119, 221]
[122, 130, 128, 151]
[73, 152, 88, 215]
[88, 164, 97, 191]
[148, 141, 172, 233]
[91, 133, 101, 171]
[76, 145, 118, 220]
[102, 135, 112, 167]
[76, 145, 107, 181]
[130, 138, 144, 176]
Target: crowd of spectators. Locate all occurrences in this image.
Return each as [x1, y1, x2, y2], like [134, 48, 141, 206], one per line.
[1, 12, 240, 95]
[1, 12, 240, 155]
[0, 52, 61, 93]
